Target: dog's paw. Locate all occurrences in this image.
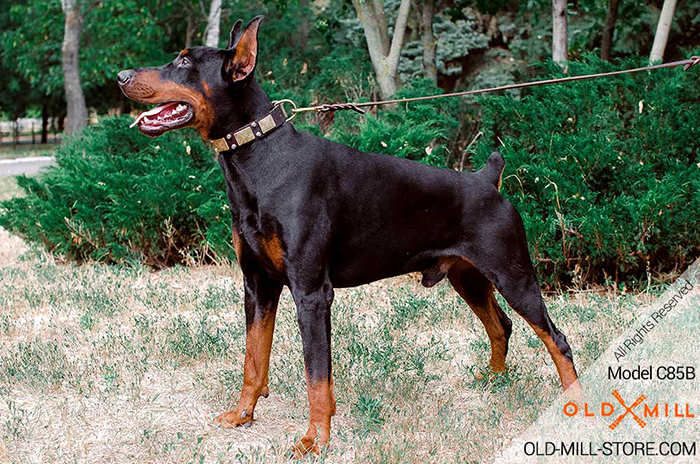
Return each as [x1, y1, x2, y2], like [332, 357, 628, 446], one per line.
[473, 366, 508, 384]
[289, 436, 324, 459]
[214, 384, 270, 429]
[213, 409, 254, 428]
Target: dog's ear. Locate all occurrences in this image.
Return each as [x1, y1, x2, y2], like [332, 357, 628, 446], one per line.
[227, 19, 243, 49]
[223, 16, 264, 83]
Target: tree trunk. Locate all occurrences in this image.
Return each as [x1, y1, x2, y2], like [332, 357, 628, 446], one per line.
[41, 103, 49, 144]
[204, 0, 222, 48]
[419, 0, 436, 84]
[300, 0, 309, 53]
[600, 0, 621, 61]
[552, 0, 568, 67]
[352, 0, 412, 99]
[185, 12, 194, 48]
[372, 0, 391, 56]
[649, 0, 677, 64]
[61, 0, 88, 135]
[57, 109, 66, 134]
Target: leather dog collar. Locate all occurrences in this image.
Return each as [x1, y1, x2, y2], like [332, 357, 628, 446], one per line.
[210, 103, 288, 153]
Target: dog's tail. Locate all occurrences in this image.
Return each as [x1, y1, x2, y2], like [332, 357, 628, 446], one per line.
[476, 151, 505, 191]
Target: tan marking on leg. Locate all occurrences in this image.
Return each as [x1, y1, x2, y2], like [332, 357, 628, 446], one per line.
[231, 229, 243, 260]
[478, 294, 508, 372]
[293, 378, 335, 457]
[259, 233, 284, 272]
[214, 312, 276, 428]
[529, 324, 582, 399]
[448, 259, 508, 372]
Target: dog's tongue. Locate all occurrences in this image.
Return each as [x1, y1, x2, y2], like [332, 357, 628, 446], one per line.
[129, 102, 182, 128]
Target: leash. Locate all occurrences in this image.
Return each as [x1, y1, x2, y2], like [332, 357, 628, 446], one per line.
[277, 56, 700, 118]
[211, 56, 698, 152]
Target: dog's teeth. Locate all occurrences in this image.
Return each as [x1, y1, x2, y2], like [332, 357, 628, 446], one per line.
[129, 102, 187, 129]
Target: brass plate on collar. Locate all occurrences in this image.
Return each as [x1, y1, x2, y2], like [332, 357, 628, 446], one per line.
[211, 138, 229, 152]
[234, 126, 256, 146]
[259, 114, 276, 133]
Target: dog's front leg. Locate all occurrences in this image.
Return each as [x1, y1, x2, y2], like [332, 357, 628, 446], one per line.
[214, 271, 282, 428]
[290, 278, 336, 457]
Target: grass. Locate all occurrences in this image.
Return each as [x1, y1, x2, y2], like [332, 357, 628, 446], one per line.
[0, 177, 22, 201]
[0, 143, 57, 160]
[0, 219, 647, 463]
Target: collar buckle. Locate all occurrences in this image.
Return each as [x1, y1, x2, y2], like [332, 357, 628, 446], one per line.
[272, 99, 297, 122]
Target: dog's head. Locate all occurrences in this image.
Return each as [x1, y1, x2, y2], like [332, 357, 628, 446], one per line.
[117, 16, 263, 139]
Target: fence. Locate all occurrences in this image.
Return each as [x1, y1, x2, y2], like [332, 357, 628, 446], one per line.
[0, 118, 61, 146]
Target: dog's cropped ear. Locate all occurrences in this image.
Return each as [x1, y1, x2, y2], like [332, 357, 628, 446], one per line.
[223, 16, 264, 83]
[227, 19, 243, 49]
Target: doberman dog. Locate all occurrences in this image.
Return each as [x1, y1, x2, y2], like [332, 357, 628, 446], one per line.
[118, 16, 581, 457]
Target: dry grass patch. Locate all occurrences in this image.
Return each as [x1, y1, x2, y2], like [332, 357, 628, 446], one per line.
[0, 176, 23, 202]
[0, 230, 641, 463]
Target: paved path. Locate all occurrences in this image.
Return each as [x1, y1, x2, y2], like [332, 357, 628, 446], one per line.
[0, 156, 55, 177]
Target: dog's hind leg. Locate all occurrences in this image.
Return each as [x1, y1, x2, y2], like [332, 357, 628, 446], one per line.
[498, 270, 581, 397]
[461, 201, 581, 396]
[448, 259, 512, 372]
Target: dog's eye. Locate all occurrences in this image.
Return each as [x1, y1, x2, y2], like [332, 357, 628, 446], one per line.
[178, 57, 190, 67]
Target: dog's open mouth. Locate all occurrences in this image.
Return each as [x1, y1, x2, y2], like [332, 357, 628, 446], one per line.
[130, 101, 194, 136]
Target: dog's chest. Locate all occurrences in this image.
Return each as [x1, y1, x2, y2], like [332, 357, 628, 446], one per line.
[232, 213, 287, 276]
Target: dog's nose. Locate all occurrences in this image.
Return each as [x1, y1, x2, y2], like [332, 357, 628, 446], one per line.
[117, 69, 135, 86]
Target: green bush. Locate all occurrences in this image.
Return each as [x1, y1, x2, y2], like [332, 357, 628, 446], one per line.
[330, 78, 462, 167]
[472, 54, 700, 287]
[0, 117, 233, 267]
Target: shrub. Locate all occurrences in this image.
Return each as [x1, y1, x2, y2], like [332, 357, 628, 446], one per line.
[330, 78, 462, 167]
[472, 54, 700, 287]
[0, 117, 233, 267]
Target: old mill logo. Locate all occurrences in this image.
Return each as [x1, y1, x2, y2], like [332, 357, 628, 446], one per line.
[563, 390, 695, 430]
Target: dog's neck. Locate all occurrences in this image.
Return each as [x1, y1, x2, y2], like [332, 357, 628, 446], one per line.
[208, 78, 275, 141]
[212, 77, 296, 214]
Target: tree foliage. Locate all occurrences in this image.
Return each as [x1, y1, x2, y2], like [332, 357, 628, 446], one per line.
[2, 0, 699, 119]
